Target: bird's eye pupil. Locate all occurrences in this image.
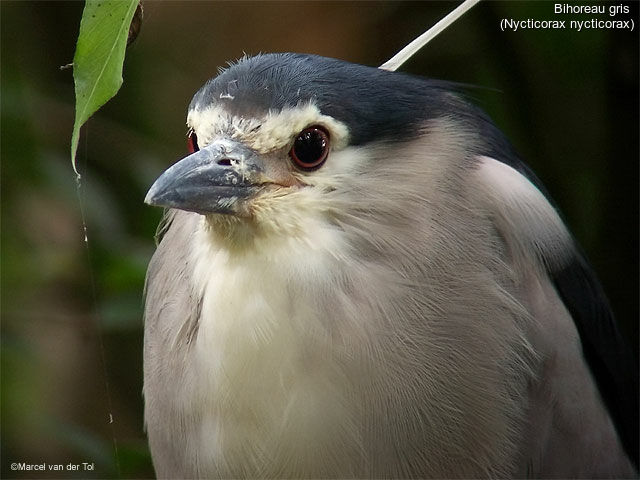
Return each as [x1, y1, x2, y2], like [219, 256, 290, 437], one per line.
[295, 131, 325, 163]
[187, 131, 199, 153]
[289, 126, 329, 170]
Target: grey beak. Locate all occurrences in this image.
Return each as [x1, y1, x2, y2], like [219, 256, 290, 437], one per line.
[145, 140, 264, 215]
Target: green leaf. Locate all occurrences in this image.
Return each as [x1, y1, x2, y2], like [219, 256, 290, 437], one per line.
[71, 0, 138, 178]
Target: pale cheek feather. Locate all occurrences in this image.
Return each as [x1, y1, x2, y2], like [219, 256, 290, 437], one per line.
[205, 146, 372, 251]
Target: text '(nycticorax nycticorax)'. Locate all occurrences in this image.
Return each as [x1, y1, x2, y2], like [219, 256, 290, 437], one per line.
[143, 53, 638, 478]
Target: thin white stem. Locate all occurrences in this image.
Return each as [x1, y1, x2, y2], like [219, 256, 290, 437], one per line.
[379, 0, 481, 72]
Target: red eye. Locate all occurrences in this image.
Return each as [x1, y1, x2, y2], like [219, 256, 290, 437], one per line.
[187, 130, 199, 153]
[289, 126, 329, 170]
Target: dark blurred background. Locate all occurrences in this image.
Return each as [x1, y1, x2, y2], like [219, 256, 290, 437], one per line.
[1, 1, 638, 478]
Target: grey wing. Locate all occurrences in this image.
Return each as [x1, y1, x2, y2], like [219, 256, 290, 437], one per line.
[551, 250, 639, 468]
[143, 209, 202, 479]
[472, 155, 637, 477]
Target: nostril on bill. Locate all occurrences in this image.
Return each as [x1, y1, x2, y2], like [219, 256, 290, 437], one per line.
[217, 158, 233, 166]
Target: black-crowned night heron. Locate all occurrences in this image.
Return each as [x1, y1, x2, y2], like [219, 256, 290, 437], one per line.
[143, 53, 638, 478]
